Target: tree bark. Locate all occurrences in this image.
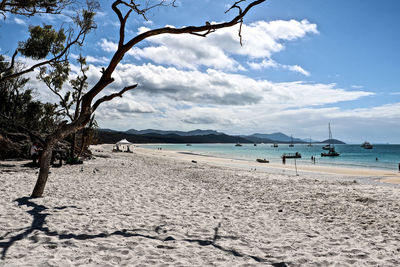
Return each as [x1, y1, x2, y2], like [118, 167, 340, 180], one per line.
[70, 132, 76, 159]
[31, 138, 55, 198]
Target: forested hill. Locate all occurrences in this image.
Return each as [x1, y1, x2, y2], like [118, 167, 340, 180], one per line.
[97, 131, 253, 144]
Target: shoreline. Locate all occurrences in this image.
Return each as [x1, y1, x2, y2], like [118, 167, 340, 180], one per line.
[133, 144, 400, 185]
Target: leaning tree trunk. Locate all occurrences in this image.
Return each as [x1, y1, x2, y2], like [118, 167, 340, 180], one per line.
[31, 112, 92, 197]
[31, 138, 56, 198]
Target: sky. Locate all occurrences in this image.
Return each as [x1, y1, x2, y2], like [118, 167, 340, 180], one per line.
[1, 0, 400, 143]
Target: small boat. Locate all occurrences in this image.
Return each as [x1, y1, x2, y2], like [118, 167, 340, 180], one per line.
[321, 123, 339, 157]
[281, 152, 301, 159]
[289, 135, 294, 147]
[256, 158, 269, 163]
[321, 148, 340, 157]
[254, 143, 257, 146]
[361, 141, 373, 149]
[186, 144, 192, 146]
[235, 142, 242, 147]
[272, 143, 278, 147]
[322, 144, 331, 150]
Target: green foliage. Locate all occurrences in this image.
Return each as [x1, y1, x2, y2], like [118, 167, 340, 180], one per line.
[0, 55, 60, 133]
[74, 8, 97, 33]
[38, 55, 89, 122]
[0, 0, 72, 17]
[18, 25, 66, 60]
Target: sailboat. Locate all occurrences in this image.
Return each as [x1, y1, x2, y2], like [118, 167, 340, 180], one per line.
[289, 135, 294, 147]
[321, 123, 340, 157]
[307, 137, 312, 147]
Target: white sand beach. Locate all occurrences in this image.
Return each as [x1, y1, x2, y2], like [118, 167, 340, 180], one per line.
[1, 144, 400, 266]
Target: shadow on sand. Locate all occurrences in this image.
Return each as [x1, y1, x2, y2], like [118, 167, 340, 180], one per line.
[0, 197, 288, 266]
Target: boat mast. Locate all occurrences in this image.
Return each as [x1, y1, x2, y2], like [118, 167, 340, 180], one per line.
[329, 123, 334, 148]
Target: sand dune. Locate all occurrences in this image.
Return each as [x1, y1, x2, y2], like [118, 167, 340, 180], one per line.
[1, 144, 400, 266]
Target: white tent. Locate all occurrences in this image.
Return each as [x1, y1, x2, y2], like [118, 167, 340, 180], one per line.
[115, 139, 132, 152]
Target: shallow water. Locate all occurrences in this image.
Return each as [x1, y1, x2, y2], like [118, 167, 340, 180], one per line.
[140, 143, 400, 171]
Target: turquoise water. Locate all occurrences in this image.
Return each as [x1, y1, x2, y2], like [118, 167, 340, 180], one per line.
[140, 143, 400, 171]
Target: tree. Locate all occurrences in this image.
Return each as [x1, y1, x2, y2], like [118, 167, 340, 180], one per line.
[0, 55, 60, 147]
[0, 0, 98, 83]
[0, 55, 60, 131]
[37, 55, 91, 159]
[29, 0, 266, 197]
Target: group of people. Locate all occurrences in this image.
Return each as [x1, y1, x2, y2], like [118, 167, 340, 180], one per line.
[311, 155, 316, 164]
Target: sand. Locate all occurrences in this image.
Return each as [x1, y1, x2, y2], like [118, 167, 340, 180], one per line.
[1, 144, 400, 266]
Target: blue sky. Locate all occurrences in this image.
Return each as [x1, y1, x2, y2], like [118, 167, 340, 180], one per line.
[1, 0, 400, 143]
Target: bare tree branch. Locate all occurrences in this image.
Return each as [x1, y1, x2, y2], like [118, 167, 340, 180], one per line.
[225, 0, 245, 14]
[125, 0, 264, 48]
[81, 0, 265, 115]
[38, 67, 74, 121]
[117, 0, 176, 21]
[92, 84, 137, 111]
[225, 0, 246, 46]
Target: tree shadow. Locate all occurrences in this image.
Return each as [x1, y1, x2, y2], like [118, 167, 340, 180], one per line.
[0, 164, 17, 168]
[0, 197, 289, 266]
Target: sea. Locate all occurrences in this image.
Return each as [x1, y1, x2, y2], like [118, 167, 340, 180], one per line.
[140, 143, 400, 171]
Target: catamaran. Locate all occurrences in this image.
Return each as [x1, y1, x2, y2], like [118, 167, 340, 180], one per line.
[321, 123, 340, 157]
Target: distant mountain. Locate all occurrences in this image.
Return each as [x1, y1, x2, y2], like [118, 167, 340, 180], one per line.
[125, 129, 223, 136]
[319, 139, 346, 144]
[97, 128, 345, 144]
[249, 132, 304, 143]
[99, 128, 118, 132]
[97, 130, 251, 144]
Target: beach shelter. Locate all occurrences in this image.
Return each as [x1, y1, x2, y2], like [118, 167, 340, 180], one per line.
[115, 139, 132, 152]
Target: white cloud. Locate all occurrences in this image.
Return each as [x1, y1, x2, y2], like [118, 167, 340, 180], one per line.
[80, 62, 373, 133]
[86, 55, 109, 64]
[285, 65, 310, 76]
[99, 38, 118, 53]
[21, 57, 396, 142]
[247, 59, 278, 70]
[248, 58, 310, 76]
[96, 96, 156, 120]
[99, 19, 318, 71]
[14, 18, 26, 25]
